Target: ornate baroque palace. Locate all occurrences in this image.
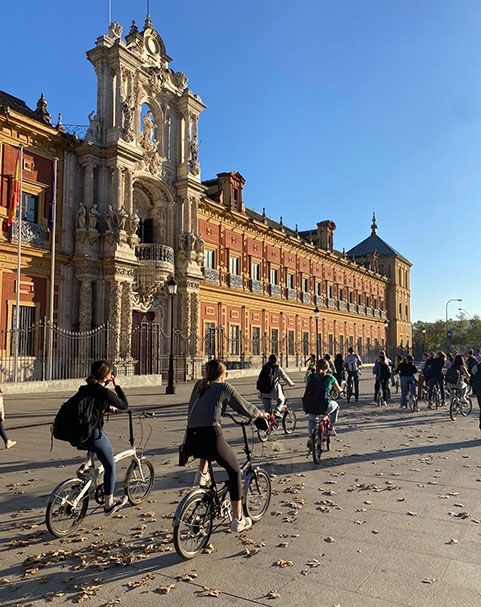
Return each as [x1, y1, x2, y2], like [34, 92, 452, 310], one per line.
[0, 17, 412, 381]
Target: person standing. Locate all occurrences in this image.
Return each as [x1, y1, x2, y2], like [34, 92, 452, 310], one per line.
[372, 352, 391, 406]
[344, 347, 362, 402]
[0, 389, 16, 449]
[426, 351, 446, 408]
[394, 355, 419, 410]
[333, 353, 345, 387]
[257, 354, 295, 415]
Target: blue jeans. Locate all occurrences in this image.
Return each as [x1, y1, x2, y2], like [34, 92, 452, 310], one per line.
[428, 377, 445, 403]
[262, 396, 283, 413]
[0, 422, 8, 443]
[400, 376, 417, 405]
[347, 371, 360, 400]
[307, 400, 339, 435]
[84, 429, 115, 495]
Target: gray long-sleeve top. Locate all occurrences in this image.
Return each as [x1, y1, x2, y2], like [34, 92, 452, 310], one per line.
[187, 380, 262, 428]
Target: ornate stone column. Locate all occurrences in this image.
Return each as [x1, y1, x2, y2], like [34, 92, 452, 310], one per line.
[121, 281, 133, 358]
[78, 279, 92, 332]
[108, 279, 123, 360]
[84, 164, 94, 208]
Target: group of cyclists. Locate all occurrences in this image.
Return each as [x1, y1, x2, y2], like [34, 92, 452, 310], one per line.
[53, 346, 481, 541]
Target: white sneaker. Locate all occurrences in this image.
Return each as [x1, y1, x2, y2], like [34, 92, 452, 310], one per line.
[194, 471, 212, 488]
[5, 440, 16, 449]
[230, 516, 252, 532]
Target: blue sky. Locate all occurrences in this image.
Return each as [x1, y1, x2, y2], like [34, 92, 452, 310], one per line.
[2, 0, 480, 322]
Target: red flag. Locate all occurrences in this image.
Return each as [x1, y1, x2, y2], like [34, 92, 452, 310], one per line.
[7, 152, 21, 226]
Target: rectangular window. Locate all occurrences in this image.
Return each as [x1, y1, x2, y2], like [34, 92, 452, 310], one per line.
[251, 327, 260, 356]
[328, 333, 334, 355]
[251, 261, 260, 281]
[328, 284, 333, 299]
[287, 272, 295, 289]
[339, 288, 344, 301]
[288, 330, 295, 355]
[270, 267, 279, 285]
[349, 291, 353, 304]
[316, 282, 322, 296]
[229, 255, 240, 275]
[205, 249, 216, 269]
[11, 305, 36, 356]
[302, 331, 309, 357]
[22, 193, 38, 224]
[339, 335, 344, 355]
[357, 337, 363, 355]
[230, 325, 240, 355]
[271, 328, 279, 355]
[302, 276, 309, 292]
[205, 322, 216, 357]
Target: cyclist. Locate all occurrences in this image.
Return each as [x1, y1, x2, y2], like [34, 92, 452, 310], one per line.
[73, 360, 129, 515]
[426, 351, 446, 408]
[184, 359, 267, 533]
[305, 359, 341, 448]
[304, 353, 316, 382]
[417, 352, 429, 400]
[323, 353, 336, 375]
[258, 354, 295, 415]
[344, 347, 362, 402]
[372, 352, 391, 405]
[445, 354, 470, 403]
[393, 355, 419, 410]
[333, 353, 345, 387]
[470, 360, 481, 429]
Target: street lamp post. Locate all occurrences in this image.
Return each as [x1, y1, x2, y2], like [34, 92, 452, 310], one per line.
[445, 298, 462, 352]
[422, 328, 426, 353]
[384, 319, 389, 358]
[165, 276, 178, 394]
[314, 305, 320, 361]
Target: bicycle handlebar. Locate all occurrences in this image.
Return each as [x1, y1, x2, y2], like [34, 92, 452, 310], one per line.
[223, 412, 252, 426]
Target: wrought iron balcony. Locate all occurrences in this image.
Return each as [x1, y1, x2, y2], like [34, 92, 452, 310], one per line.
[301, 291, 311, 304]
[287, 288, 297, 301]
[366, 307, 374, 316]
[250, 279, 263, 294]
[228, 273, 243, 289]
[204, 268, 220, 284]
[269, 283, 281, 297]
[11, 219, 48, 248]
[374, 309, 380, 318]
[357, 305, 366, 314]
[135, 243, 174, 263]
[327, 298, 336, 309]
[348, 303, 357, 313]
[314, 295, 324, 306]
[338, 300, 346, 311]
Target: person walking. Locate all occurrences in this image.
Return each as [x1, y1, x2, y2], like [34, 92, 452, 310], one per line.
[184, 359, 267, 533]
[257, 354, 295, 415]
[0, 389, 16, 449]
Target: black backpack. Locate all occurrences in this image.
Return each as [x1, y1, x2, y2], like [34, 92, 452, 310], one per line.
[471, 364, 481, 395]
[52, 391, 99, 447]
[445, 366, 460, 385]
[379, 363, 391, 381]
[302, 375, 328, 415]
[256, 365, 276, 393]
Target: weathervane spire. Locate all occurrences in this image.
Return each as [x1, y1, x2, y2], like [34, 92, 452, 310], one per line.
[371, 212, 378, 235]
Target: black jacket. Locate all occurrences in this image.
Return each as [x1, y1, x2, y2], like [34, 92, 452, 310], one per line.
[77, 382, 129, 430]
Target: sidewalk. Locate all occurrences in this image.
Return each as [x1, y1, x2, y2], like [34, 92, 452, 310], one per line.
[2, 377, 481, 606]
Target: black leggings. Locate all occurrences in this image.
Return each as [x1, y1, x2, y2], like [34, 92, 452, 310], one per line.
[186, 426, 242, 501]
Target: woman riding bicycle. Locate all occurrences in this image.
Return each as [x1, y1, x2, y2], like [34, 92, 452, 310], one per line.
[184, 359, 267, 533]
[305, 359, 341, 448]
[258, 354, 295, 415]
[393, 355, 418, 410]
[73, 360, 129, 515]
[445, 354, 470, 402]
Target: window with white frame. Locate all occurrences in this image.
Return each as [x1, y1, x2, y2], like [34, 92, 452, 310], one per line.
[230, 325, 240, 355]
[316, 281, 322, 296]
[328, 284, 333, 299]
[339, 288, 344, 301]
[229, 255, 240, 276]
[251, 327, 260, 355]
[287, 272, 295, 289]
[204, 249, 216, 269]
[270, 267, 279, 285]
[302, 276, 309, 292]
[251, 261, 261, 281]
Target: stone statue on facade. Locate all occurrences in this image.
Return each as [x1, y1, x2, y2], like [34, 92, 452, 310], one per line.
[118, 207, 129, 233]
[122, 98, 135, 142]
[86, 111, 100, 143]
[106, 205, 117, 233]
[87, 204, 100, 231]
[107, 22, 123, 40]
[77, 203, 87, 230]
[175, 72, 188, 91]
[189, 133, 200, 175]
[141, 111, 155, 150]
[128, 211, 140, 236]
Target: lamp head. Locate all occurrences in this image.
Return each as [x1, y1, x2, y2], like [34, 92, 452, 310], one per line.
[166, 275, 177, 296]
[313, 305, 320, 319]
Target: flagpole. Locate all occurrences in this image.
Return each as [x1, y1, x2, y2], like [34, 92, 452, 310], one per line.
[47, 157, 58, 381]
[13, 145, 24, 383]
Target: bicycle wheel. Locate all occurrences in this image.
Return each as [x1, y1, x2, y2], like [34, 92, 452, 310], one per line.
[243, 468, 271, 521]
[124, 458, 155, 505]
[346, 384, 352, 404]
[409, 394, 416, 413]
[460, 396, 473, 417]
[173, 490, 214, 560]
[312, 428, 322, 464]
[449, 398, 458, 421]
[46, 478, 89, 538]
[257, 424, 270, 442]
[322, 427, 331, 452]
[282, 408, 296, 434]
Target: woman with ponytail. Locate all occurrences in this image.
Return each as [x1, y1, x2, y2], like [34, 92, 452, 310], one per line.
[184, 359, 267, 533]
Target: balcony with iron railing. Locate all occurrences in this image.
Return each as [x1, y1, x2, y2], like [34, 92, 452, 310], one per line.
[338, 300, 346, 311]
[327, 298, 336, 309]
[250, 279, 263, 294]
[366, 307, 374, 317]
[269, 283, 281, 297]
[314, 294, 324, 307]
[11, 219, 48, 249]
[204, 268, 220, 284]
[348, 303, 357, 313]
[228, 273, 243, 289]
[301, 291, 311, 304]
[357, 305, 366, 314]
[287, 288, 297, 301]
[135, 243, 174, 264]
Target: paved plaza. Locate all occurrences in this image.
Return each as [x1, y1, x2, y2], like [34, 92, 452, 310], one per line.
[2, 374, 481, 606]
